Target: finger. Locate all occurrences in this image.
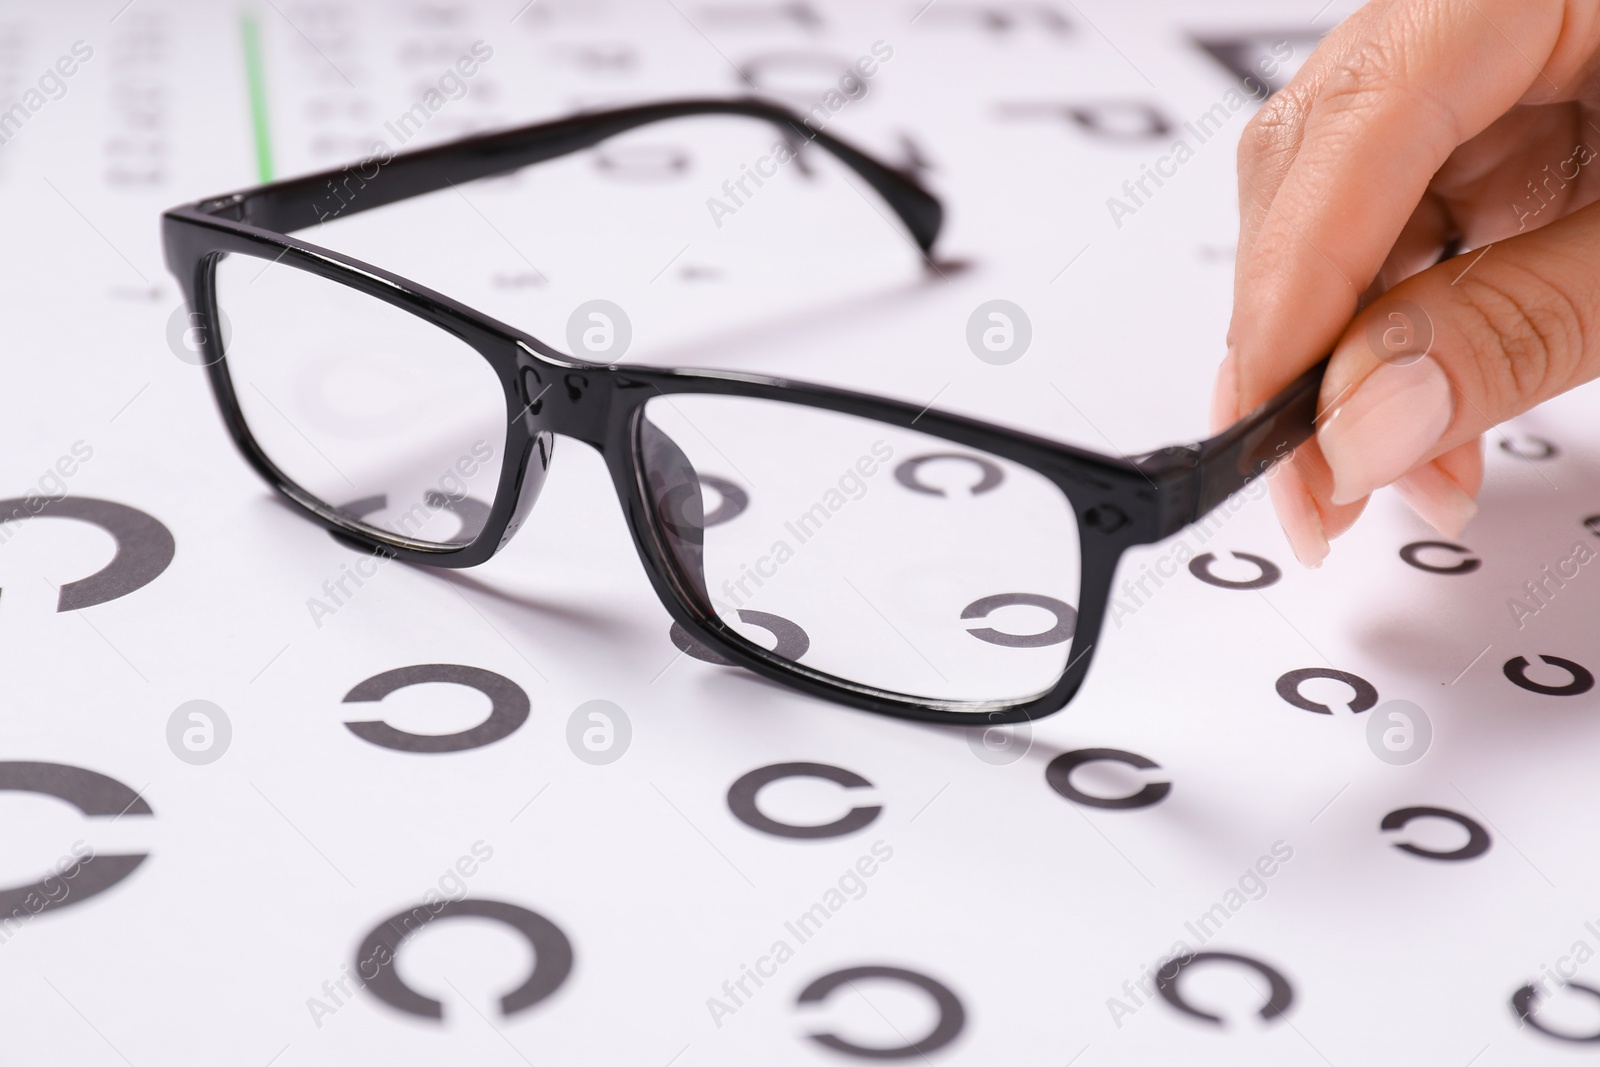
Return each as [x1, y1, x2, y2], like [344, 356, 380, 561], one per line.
[1247, 178, 1452, 564]
[1267, 452, 1329, 567]
[1374, 192, 1453, 293]
[1392, 438, 1484, 537]
[1316, 198, 1600, 513]
[1431, 102, 1600, 246]
[1226, 0, 1581, 422]
[1267, 438, 1369, 568]
[1220, 4, 1398, 430]
[1209, 347, 1238, 434]
[1354, 193, 1454, 314]
[1433, 434, 1486, 497]
[1233, 0, 1396, 267]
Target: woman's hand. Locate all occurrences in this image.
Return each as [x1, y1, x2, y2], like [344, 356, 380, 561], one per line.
[1214, 0, 1600, 566]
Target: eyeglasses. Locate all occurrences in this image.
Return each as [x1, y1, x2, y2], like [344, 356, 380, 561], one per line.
[162, 98, 1322, 726]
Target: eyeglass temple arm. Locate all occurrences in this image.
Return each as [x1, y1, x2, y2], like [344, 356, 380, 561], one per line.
[1138, 241, 1465, 539]
[1138, 357, 1327, 539]
[205, 98, 942, 252]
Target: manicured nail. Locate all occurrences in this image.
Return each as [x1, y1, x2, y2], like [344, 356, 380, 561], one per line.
[1209, 349, 1238, 434]
[1319, 356, 1453, 505]
[1267, 459, 1328, 569]
[1393, 460, 1478, 539]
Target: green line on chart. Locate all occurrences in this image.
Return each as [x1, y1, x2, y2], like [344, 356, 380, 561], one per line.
[241, 13, 274, 182]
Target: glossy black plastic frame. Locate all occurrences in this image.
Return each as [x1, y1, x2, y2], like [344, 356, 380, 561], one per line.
[162, 98, 1323, 725]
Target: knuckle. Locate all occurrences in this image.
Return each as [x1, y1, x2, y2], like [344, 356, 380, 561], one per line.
[1237, 84, 1310, 172]
[1318, 26, 1411, 109]
[1313, 22, 1461, 147]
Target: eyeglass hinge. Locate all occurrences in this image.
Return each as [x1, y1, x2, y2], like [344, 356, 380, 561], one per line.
[196, 193, 248, 221]
[1130, 444, 1201, 540]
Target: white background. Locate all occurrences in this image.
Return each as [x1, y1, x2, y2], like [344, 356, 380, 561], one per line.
[1, 1, 1598, 1064]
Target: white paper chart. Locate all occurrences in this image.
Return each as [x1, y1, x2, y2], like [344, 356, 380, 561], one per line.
[3, 1, 1600, 1064]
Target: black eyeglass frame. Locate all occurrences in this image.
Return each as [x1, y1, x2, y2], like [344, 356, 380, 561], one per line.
[162, 97, 1323, 726]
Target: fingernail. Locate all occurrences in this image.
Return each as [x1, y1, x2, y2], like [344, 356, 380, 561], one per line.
[1393, 460, 1478, 539]
[1209, 349, 1238, 434]
[1319, 356, 1453, 505]
[1267, 459, 1329, 569]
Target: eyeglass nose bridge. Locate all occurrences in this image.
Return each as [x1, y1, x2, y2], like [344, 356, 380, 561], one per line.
[495, 357, 618, 554]
[512, 351, 619, 443]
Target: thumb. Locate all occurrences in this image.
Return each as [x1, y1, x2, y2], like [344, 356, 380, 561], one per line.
[1317, 199, 1600, 510]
